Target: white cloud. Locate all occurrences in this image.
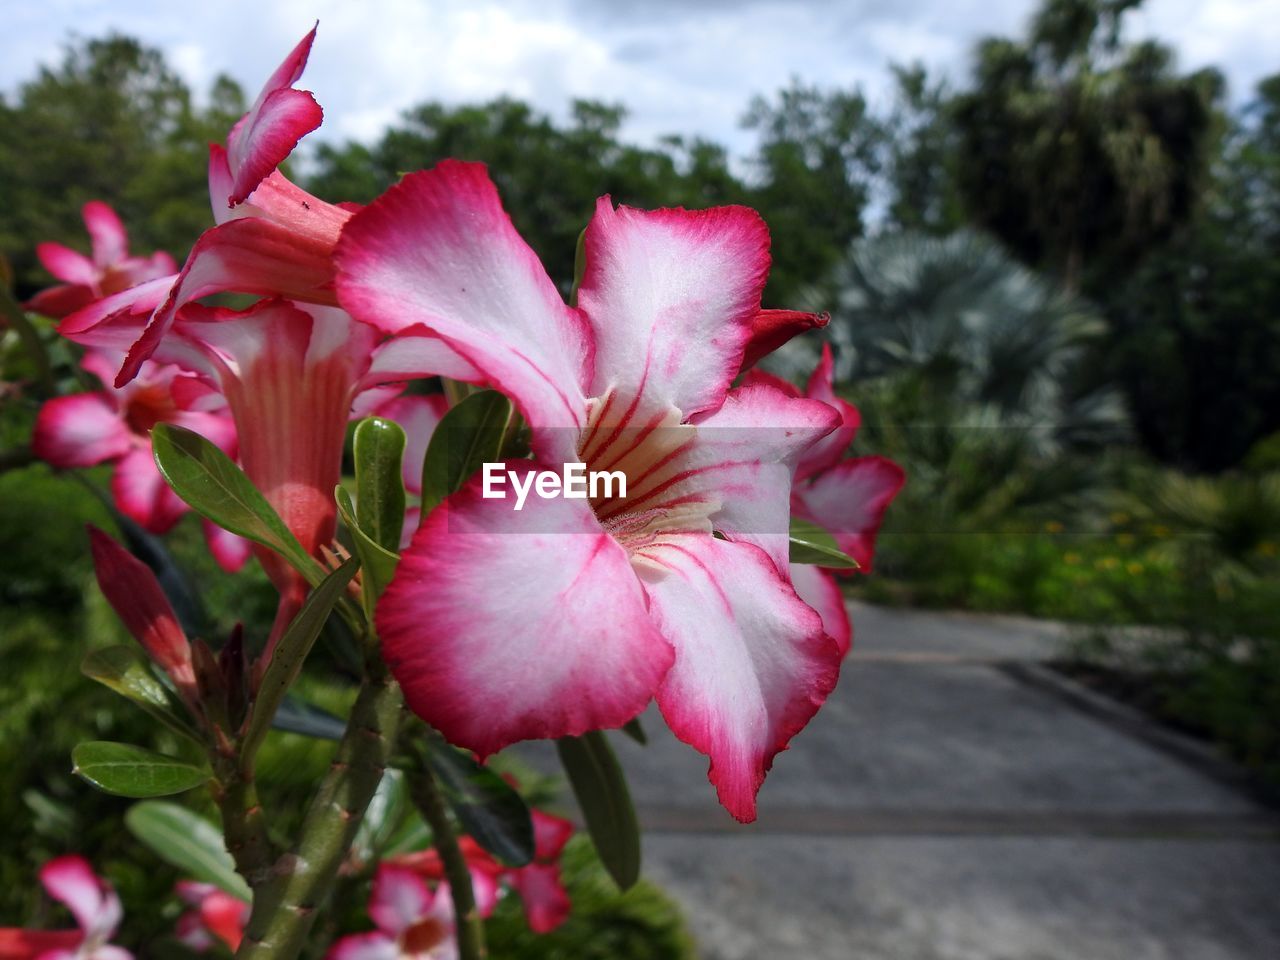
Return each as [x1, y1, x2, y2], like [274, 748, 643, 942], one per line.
[0, 0, 1272, 164]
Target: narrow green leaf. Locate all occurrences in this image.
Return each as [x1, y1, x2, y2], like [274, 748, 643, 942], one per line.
[72, 741, 209, 798]
[556, 731, 640, 890]
[151, 424, 322, 581]
[620, 717, 648, 746]
[426, 742, 534, 867]
[789, 517, 860, 568]
[242, 558, 358, 763]
[419, 390, 513, 515]
[81, 646, 202, 743]
[125, 801, 252, 900]
[569, 226, 588, 308]
[272, 696, 347, 741]
[354, 417, 407, 554]
[354, 770, 410, 861]
[336, 487, 399, 602]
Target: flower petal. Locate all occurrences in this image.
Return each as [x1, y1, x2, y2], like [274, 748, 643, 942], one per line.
[797, 344, 860, 479]
[636, 534, 841, 822]
[38, 856, 120, 940]
[336, 161, 591, 460]
[377, 466, 673, 759]
[83, 202, 129, 268]
[325, 932, 400, 960]
[577, 199, 770, 421]
[31, 394, 132, 468]
[112, 445, 188, 533]
[87, 526, 195, 689]
[0, 929, 83, 958]
[368, 865, 432, 937]
[25, 283, 96, 319]
[202, 520, 252, 573]
[117, 217, 340, 385]
[789, 562, 852, 657]
[362, 329, 481, 388]
[509, 863, 571, 933]
[198, 892, 248, 951]
[739, 308, 828, 373]
[792, 456, 906, 572]
[531, 809, 574, 862]
[224, 27, 322, 206]
[37, 243, 97, 286]
[677, 381, 839, 572]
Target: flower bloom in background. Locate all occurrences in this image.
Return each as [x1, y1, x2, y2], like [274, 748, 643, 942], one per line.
[0, 856, 131, 960]
[25, 202, 175, 319]
[32, 350, 248, 572]
[391, 806, 574, 934]
[173, 882, 249, 954]
[747, 346, 906, 655]
[326, 865, 460, 960]
[338, 161, 845, 822]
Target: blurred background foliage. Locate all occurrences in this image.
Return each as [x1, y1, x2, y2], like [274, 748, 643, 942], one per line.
[2, 0, 1279, 949]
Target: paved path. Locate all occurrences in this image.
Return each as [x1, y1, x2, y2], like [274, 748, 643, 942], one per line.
[518, 602, 1280, 959]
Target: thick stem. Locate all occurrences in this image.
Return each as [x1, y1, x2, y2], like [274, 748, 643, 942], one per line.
[407, 766, 487, 960]
[235, 667, 403, 959]
[213, 764, 275, 889]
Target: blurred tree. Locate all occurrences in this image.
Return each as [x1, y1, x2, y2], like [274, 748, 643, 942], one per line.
[0, 35, 245, 293]
[741, 81, 882, 298]
[880, 64, 965, 234]
[1105, 74, 1280, 471]
[950, 0, 1222, 291]
[307, 98, 747, 290]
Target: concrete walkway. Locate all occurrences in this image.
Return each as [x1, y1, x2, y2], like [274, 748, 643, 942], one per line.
[520, 602, 1280, 959]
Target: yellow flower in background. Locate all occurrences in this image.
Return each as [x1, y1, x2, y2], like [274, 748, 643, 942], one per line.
[1257, 541, 1278, 558]
[1110, 511, 1131, 526]
[1045, 521, 1065, 534]
[1063, 552, 1082, 565]
[1116, 533, 1136, 547]
[1096, 557, 1121, 570]
[1126, 561, 1144, 575]
[1152, 524, 1173, 539]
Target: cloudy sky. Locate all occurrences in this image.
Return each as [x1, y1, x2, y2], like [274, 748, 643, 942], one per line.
[3, 0, 1276, 158]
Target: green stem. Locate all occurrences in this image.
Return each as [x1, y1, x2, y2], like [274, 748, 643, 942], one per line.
[0, 284, 56, 398]
[212, 762, 275, 889]
[235, 667, 404, 959]
[407, 765, 487, 960]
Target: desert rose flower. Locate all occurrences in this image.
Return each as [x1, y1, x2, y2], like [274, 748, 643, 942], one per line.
[337, 160, 843, 821]
[32, 350, 249, 572]
[0, 856, 131, 960]
[326, 866, 459, 960]
[26, 201, 176, 319]
[747, 345, 905, 654]
[61, 27, 360, 387]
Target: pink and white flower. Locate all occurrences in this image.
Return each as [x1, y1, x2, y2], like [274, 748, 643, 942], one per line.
[0, 856, 131, 960]
[326, 866, 458, 960]
[32, 351, 249, 572]
[61, 27, 357, 387]
[173, 882, 249, 954]
[26, 202, 175, 320]
[337, 160, 844, 822]
[747, 346, 906, 655]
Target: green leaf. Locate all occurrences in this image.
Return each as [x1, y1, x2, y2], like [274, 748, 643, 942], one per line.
[125, 801, 252, 900]
[272, 696, 347, 741]
[426, 741, 534, 867]
[620, 716, 648, 746]
[353, 417, 407, 554]
[569, 226, 588, 308]
[81, 646, 202, 743]
[789, 517, 860, 569]
[72, 741, 209, 798]
[419, 390, 513, 515]
[556, 731, 640, 890]
[336, 487, 399, 603]
[151, 424, 323, 582]
[242, 558, 359, 763]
